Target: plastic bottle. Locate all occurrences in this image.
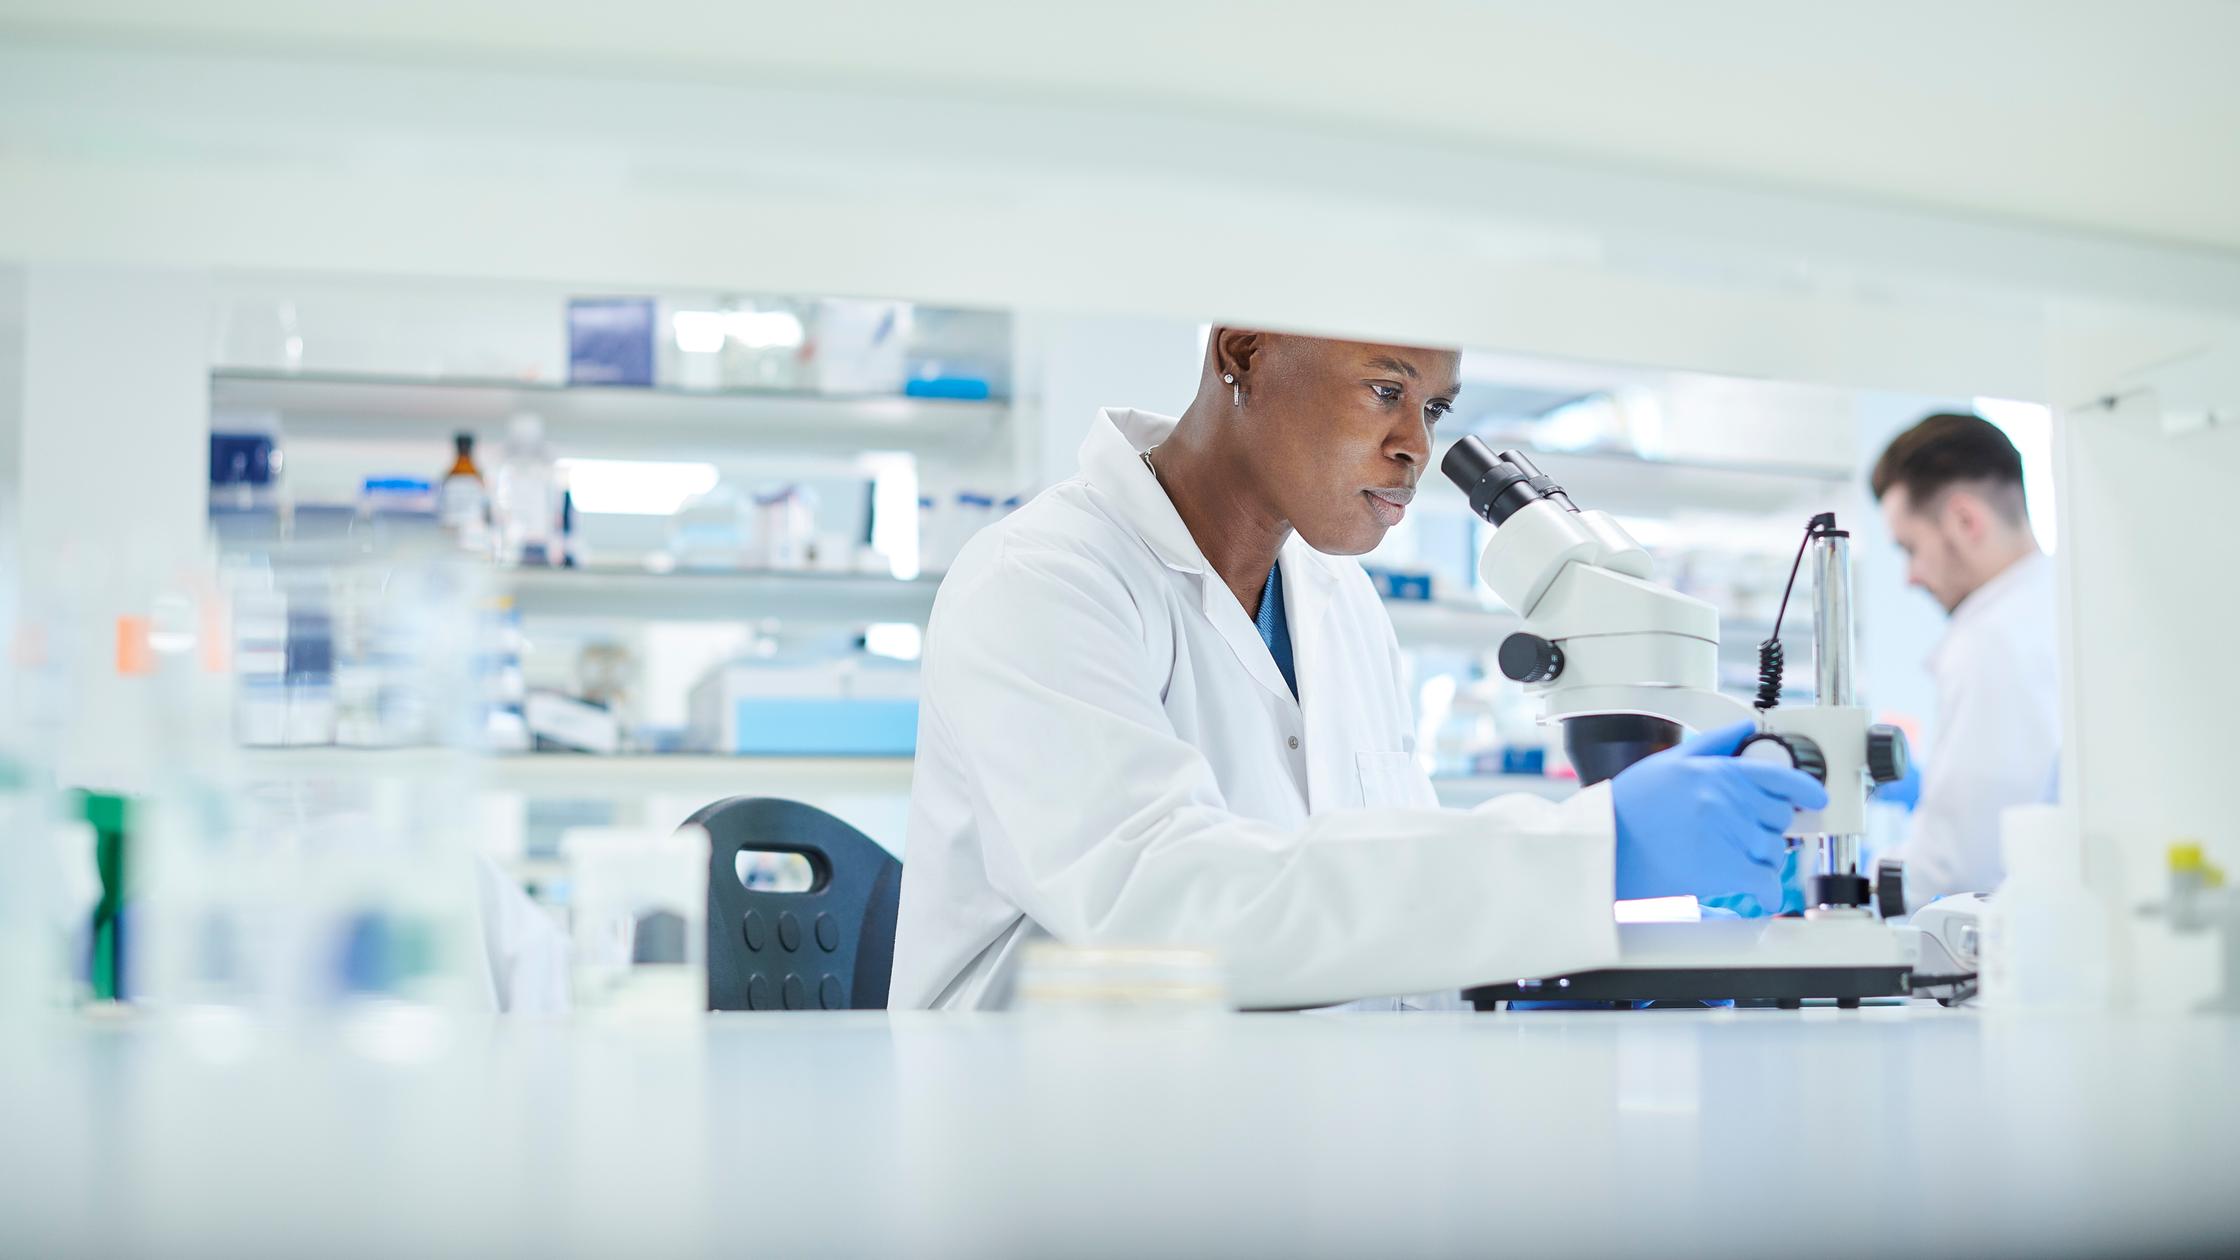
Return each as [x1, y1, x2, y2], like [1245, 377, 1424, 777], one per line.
[1978, 804, 2110, 1012]
[493, 414, 561, 567]
[438, 432, 491, 555]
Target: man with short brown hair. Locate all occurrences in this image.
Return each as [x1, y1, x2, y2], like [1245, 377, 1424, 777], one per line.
[1871, 412, 2060, 910]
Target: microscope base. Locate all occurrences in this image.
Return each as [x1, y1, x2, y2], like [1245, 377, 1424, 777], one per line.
[1464, 916, 1916, 1009]
[1464, 965, 1911, 1008]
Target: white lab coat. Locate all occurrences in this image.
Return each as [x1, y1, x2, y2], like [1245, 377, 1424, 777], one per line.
[1893, 550, 2062, 909]
[891, 407, 1619, 1011]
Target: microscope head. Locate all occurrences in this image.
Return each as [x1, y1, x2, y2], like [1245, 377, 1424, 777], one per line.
[1442, 436, 1751, 781]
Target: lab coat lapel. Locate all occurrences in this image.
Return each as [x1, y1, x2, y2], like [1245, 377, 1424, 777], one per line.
[1080, 407, 1304, 709]
[1200, 570, 1301, 709]
[1280, 538, 1347, 810]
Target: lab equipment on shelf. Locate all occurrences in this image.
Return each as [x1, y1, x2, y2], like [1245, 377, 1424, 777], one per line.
[208, 425, 285, 546]
[1363, 565, 1434, 602]
[687, 652, 919, 757]
[812, 298, 911, 395]
[352, 477, 441, 553]
[493, 412, 563, 568]
[667, 482, 753, 570]
[752, 484, 814, 571]
[567, 296, 657, 388]
[438, 431, 491, 554]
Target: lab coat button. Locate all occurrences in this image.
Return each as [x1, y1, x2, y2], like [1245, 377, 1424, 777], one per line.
[778, 912, 803, 952]
[1287, 736, 1300, 750]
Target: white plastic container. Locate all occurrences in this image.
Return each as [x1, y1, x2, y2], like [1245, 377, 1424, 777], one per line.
[1978, 803, 2111, 1013]
[751, 485, 814, 571]
[493, 412, 562, 567]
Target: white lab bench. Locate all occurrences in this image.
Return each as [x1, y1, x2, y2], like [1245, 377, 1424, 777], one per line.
[2, 1006, 2235, 1258]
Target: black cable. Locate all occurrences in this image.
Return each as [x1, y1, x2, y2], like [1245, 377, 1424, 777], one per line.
[1908, 973, 1977, 988]
[1754, 512, 1838, 711]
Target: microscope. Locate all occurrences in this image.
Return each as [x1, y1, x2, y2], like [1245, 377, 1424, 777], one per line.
[1441, 437, 1923, 1008]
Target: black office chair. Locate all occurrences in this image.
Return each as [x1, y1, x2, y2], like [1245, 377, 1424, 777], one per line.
[688, 797, 903, 1012]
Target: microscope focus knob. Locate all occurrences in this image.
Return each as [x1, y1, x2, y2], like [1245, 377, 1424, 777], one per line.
[1736, 732, 1827, 784]
[1497, 633, 1564, 684]
[1867, 725, 1911, 786]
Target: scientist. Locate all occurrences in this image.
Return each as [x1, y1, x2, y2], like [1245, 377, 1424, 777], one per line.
[892, 330, 1825, 1010]
[1871, 412, 2060, 909]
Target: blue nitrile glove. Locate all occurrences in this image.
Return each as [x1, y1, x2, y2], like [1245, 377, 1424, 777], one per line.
[1701, 845, 1806, 919]
[1609, 721, 1828, 909]
[1872, 761, 1922, 811]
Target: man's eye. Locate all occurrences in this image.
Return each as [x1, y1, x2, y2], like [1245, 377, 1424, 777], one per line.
[1425, 402, 1451, 425]
[1369, 383, 1402, 403]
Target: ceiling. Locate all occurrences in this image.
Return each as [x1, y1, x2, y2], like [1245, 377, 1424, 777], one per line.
[4, 0, 2237, 254]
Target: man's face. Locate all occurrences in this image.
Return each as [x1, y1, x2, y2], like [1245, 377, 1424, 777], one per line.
[1880, 484, 1970, 613]
[1238, 336, 1460, 556]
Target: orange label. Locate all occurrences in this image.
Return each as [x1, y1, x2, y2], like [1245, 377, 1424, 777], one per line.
[114, 615, 154, 677]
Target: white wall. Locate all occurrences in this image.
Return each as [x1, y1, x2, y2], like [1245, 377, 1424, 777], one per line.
[1013, 312, 1201, 490]
[16, 265, 211, 790]
[2057, 385, 2240, 1010]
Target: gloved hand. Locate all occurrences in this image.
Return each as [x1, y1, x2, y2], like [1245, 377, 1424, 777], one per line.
[1609, 720, 1828, 908]
[1872, 761, 1922, 811]
[1701, 846, 1805, 919]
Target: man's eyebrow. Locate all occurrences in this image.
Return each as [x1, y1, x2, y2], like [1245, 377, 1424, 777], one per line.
[1365, 355, 1420, 380]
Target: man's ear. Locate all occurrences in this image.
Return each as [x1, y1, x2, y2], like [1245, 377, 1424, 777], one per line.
[1215, 328, 1263, 382]
[1942, 488, 1989, 545]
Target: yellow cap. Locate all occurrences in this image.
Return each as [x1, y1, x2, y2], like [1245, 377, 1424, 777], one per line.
[2171, 841, 2226, 886]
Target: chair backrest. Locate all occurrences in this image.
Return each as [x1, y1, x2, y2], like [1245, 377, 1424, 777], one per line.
[689, 796, 903, 1011]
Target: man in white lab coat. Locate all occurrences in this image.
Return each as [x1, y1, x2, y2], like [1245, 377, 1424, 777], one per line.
[1871, 412, 2061, 910]
[893, 330, 1824, 1010]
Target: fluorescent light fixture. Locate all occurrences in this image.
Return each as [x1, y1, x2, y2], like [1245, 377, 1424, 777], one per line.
[862, 452, 921, 580]
[865, 623, 923, 661]
[671, 310, 727, 355]
[722, 310, 805, 351]
[557, 458, 719, 516]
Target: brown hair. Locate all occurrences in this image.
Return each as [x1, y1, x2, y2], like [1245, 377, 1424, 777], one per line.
[1870, 412, 2027, 522]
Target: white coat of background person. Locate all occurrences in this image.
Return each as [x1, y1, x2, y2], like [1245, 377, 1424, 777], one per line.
[1871, 412, 2061, 910]
[892, 331, 1826, 1011]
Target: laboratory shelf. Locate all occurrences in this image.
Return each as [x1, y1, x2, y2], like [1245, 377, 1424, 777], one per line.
[239, 749, 917, 800]
[486, 753, 915, 800]
[503, 567, 943, 624]
[239, 749, 1564, 808]
[1380, 599, 1521, 649]
[1422, 440, 1854, 522]
[210, 369, 1008, 458]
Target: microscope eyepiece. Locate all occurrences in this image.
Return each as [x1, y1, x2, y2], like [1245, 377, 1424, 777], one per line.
[1441, 436, 1579, 524]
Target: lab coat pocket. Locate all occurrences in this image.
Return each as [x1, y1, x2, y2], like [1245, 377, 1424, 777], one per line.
[1355, 750, 1439, 811]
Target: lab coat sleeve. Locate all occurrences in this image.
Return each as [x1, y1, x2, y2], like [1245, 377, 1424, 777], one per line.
[923, 543, 1618, 1010]
[1894, 636, 2059, 909]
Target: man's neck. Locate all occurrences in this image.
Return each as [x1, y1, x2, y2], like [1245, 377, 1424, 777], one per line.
[1963, 537, 2043, 608]
[1147, 403, 1289, 618]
